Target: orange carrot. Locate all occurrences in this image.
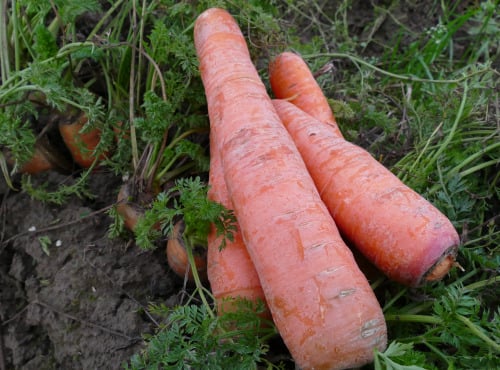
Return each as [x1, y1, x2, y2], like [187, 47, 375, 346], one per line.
[166, 220, 208, 282]
[272, 98, 460, 287]
[207, 133, 269, 316]
[17, 141, 54, 174]
[269, 51, 343, 137]
[59, 112, 106, 168]
[14, 134, 72, 174]
[116, 182, 144, 232]
[195, 8, 386, 369]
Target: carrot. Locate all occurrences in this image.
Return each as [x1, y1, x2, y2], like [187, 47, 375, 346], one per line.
[116, 182, 144, 232]
[17, 140, 55, 174]
[207, 133, 269, 316]
[195, 8, 386, 369]
[59, 111, 106, 168]
[269, 51, 343, 137]
[272, 98, 460, 287]
[13, 132, 73, 174]
[166, 220, 208, 282]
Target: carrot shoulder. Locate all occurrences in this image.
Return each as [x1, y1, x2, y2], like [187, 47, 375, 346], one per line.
[18, 140, 54, 174]
[195, 8, 386, 369]
[207, 133, 269, 316]
[269, 51, 343, 137]
[272, 99, 460, 287]
[59, 112, 105, 168]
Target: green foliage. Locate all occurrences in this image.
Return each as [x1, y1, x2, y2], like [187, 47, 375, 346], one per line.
[0, 109, 36, 167]
[0, 0, 112, 201]
[433, 175, 477, 227]
[106, 204, 126, 239]
[21, 173, 94, 205]
[56, 0, 102, 25]
[33, 25, 58, 59]
[374, 342, 431, 370]
[125, 300, 278, 370]
[38, 235, 52, 256]
[134, 91, 174, 145]
[134, 176, 236, 250]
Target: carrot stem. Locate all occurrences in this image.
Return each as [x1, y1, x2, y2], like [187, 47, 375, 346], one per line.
[0, 0, 10, 81]
[421, 339, 453, 366]
[384, 313, 442, 325]
[184, 238, 215, 320]
[382, 288, 408, 312]
[459, 158, 500, 177]
[86, 0, 125, 41]
[11, 0, 20, 72]
[463, 276, 500, 292]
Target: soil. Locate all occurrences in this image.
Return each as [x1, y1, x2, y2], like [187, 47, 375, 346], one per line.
[0, 170, 184, 369]
[0, 1, 489, 369]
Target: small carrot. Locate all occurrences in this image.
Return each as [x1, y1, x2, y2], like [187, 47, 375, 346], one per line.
[15, 134, 72, 174]
[195, 8, 386, 369]
[272, 98, 460, 287]
[59, 111, 106, 168]
[18, 141, 55, 174]
[269, 51, 343, 137]
[116, 182, 144, 232]
[167, 220, 208, 282]
[207, 133, 269, 316]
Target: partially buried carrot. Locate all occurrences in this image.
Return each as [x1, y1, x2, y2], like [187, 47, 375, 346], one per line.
[59, 111, 106, 168]
[269, 51, 343, 138]
[166, 220, 208, 282]
[195, 8, 386, 370]
[207, 133, 269, 317]
[272, 98, 460, 287]
[14, 133, 73, 174]
[17, 140, 55, 174]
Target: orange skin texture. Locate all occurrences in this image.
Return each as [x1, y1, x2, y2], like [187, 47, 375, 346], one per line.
[272, 99, 460, 287]
[207, 133, 269, 316]
[166, 221, 208, 282]
[195, 8, 386, 370]
[269, 52, 344, 138]
[18, 145, 53, 174]
[116, 183, 143, 232]
[59, 112, 105, 168]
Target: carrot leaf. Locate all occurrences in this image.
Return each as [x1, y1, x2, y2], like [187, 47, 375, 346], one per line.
[134, 176, 236, 251]
[124, 300, 279, 370]
[374, 342, 430, 370]
[0, 108, 36, 168]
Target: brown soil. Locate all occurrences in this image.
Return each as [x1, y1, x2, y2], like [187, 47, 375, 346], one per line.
[0, 170, 183, 369]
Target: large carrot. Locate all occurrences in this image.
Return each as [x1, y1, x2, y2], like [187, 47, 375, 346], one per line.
[272, 98, 460, 287]
[269, 51, 343, 138]
[207, 134, 269, 316]
[195, 8, 386, 369]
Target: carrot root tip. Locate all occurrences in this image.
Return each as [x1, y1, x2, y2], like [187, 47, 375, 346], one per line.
[423, 247, 458, 283]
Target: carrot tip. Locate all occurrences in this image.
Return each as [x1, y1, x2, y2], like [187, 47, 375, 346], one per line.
[423, 247, 458, 283]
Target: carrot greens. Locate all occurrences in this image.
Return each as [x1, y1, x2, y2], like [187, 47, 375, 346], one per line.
[125, 299, 278, 370]
[133, 176, 236, 251]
